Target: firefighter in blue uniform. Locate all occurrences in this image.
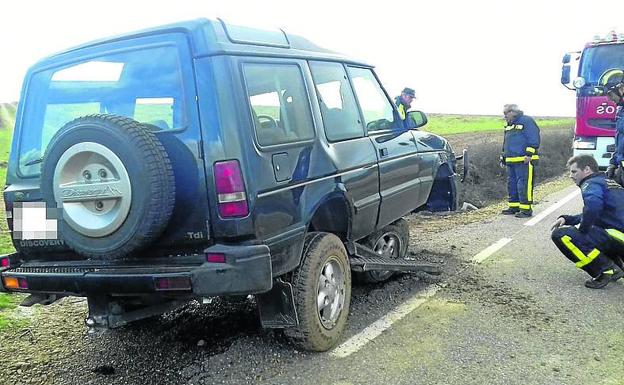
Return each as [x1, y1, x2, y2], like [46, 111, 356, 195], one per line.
[500, 104, 541, 218]
[551, 155, 624, 289]
[395, 87, 416, 123]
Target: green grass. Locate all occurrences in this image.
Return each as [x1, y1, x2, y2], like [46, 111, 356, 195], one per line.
[424, 114, 574, 135]
[0, 103, 17, 331]
[0, 292, 19, 310]
[0, 102, 17, 131]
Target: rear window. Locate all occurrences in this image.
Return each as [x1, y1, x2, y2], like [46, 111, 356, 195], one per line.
[18, 44, 186, 177]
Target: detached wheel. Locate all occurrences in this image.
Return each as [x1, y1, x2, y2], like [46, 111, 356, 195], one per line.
[358, 218, 409, 283]
[40, 114, 175, 259]
[285, 232, 351, 352]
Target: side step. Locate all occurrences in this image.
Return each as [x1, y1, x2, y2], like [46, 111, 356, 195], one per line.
[350, 243, 442, 275]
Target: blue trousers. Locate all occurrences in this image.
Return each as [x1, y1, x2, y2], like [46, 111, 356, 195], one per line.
[506, 161, 535, 212]
[551, 226, 622, 277]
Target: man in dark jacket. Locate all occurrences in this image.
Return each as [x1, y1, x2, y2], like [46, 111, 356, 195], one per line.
[551, 155, 624, 289]
[500, 104, 541, 218]
[395, 87, 416, 122]
[606, 81, 624, 186]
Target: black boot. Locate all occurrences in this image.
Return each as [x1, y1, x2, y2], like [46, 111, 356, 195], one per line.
[514, 210, 533, 218]
[585, 267, 624, 289]
[501, 208, 519, 215]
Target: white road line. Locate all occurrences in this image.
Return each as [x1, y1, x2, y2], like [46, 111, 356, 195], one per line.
[523, 189, 580, 227]
[331, 285, 441, 358]
[471, 237, 513, 263]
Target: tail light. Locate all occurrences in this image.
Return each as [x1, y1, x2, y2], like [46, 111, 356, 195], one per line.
[214, 160, 249, 218]
[0, 256, 9, 268]
[3, 277, 27, 290]
[205, 253, 226, 263]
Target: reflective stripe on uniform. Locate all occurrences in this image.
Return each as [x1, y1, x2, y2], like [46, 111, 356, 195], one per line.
[527, 161, 534, 202]
[519, 203, 532, 210]
[505, 155, 540, 163]
[508, 202, 519, 208]
[398, 104, 406, 120]
[606, 229, 624, 245]
[526, 147, 536, 154]
[561, 235, 601, 268]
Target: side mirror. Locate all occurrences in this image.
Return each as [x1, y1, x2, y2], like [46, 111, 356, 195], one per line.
[562, 53, 571, 64]
[561, 64, 571, 85]
[406, 111, 428, 129]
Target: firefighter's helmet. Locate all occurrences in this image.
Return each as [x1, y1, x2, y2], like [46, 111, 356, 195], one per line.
[600, 68, 624, 88]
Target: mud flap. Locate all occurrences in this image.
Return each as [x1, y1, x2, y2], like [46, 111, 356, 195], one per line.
[256, 279, 298, 328]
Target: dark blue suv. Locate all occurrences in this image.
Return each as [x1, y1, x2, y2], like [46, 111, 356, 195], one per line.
[0, 18, 463, 351]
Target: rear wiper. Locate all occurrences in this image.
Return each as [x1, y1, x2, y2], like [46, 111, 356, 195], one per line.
[24, 157, 43, 166]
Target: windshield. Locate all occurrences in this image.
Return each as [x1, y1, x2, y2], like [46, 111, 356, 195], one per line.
[19, 44, 186, 177]
[579, 44, 624, 86]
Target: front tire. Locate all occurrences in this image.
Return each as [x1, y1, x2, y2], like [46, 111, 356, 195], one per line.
[285, 232, 351, 352]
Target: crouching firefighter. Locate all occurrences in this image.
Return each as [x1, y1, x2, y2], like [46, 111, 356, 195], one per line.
[551, 155, 624, 289]
[500, 104, 540, 218]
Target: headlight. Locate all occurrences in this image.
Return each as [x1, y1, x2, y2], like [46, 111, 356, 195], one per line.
[573, 77, 586, 89]
[573, 136, 597, 150]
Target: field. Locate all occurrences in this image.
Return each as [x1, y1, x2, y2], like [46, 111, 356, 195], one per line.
[425, 113, 574, 135]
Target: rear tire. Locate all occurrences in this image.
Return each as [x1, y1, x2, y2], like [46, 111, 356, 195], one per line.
[285, 232, 351, 352]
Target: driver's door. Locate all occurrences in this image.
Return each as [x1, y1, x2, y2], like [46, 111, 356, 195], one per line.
[348, 66, 421, 229]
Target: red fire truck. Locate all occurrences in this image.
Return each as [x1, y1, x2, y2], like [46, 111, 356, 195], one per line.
[561, 31, 624, 169]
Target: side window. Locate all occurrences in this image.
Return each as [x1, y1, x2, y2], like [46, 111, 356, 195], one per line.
[309, 61, 363, 141]
[348, 67, 396, 130]
[243, 63, 315, 146]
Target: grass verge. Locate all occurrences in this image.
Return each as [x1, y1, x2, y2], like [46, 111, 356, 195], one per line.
[425, 114, 573, 136]
[0, 105, 16, 332]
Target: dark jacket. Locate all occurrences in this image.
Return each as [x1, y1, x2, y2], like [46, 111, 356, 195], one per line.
[502, 114, 541, 163]
[561, 173, 624, 233]
[395, 96, 410, 120]
[609, 105, 624, 166]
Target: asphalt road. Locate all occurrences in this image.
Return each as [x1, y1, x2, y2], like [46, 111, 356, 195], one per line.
[5, 185, 624, 385]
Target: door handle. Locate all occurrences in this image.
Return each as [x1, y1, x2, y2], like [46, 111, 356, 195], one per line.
[379, 147, 388, 157]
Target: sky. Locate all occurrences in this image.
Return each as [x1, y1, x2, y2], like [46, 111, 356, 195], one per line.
[1, 0, 624, 116]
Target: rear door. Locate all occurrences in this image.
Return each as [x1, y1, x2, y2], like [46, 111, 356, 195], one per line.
[347, 66, 421, 229]
[309, 61, 380, 241]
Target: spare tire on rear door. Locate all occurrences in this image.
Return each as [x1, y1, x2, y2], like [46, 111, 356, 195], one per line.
[40, 114, 175, 259]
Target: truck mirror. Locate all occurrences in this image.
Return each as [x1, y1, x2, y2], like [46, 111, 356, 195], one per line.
[407, 111, 427, 129]
[561, 65, 571, 85]
[562, 53, 571, 64]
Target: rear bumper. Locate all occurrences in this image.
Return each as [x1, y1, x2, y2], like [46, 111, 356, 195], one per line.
[0, 243, 273, 297]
